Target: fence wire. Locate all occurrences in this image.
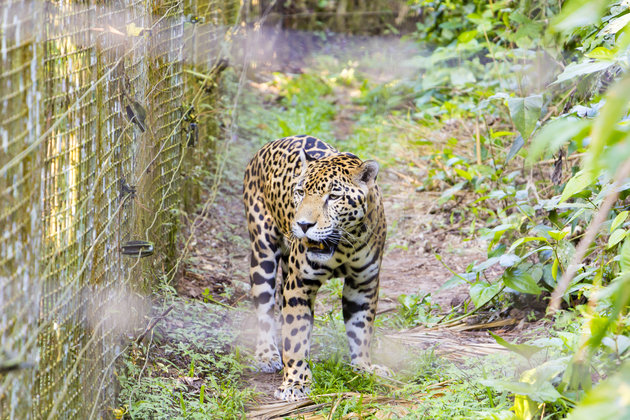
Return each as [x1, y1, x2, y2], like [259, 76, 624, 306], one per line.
[0, 0, 241, 418]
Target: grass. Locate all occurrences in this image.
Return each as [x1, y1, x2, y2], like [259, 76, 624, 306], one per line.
[113, 297, 256, 419]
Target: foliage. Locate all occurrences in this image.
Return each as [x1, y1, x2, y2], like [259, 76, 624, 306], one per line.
[400, 0, 630, 418]
[116, 348, 253, 419]
[115, 299, 255, 419]
[256, 73, 336, 142]
[394, 293, 443, 328]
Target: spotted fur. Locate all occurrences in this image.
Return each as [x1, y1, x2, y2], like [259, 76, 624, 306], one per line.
[243, 135, 388, 401]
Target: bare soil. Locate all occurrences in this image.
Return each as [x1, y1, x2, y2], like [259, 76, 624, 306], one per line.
[378, 170, 485, 311]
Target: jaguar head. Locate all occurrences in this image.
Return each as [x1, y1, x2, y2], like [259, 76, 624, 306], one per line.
[292, 150, 379, 262]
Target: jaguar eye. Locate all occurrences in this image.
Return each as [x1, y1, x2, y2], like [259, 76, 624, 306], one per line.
[295, 188, 304, 197]
[328, 193, 342, 200]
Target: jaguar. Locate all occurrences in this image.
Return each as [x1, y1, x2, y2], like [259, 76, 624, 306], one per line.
[243, 135, 388, 401]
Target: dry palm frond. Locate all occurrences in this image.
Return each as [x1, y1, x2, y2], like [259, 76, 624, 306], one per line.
[247, 399, 321, 419]
[447, 318, 518, 332]
[247, 392, 426, 419]
[385, 323, 510, 360]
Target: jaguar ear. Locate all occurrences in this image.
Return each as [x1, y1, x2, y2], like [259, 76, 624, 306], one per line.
[356, 160, 379, 186]
[299, 149, 308, 177]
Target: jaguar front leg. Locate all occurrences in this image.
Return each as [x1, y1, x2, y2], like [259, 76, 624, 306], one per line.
[246, 207, 283, 373]
[274, 264, 321, 401]
[343, 267, 390, 377]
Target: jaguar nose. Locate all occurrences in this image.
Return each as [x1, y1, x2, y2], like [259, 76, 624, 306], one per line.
[297, 221, 315, 234]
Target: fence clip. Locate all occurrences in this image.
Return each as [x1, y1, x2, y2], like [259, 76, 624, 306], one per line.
[184, 106, 199, 147]
[119, 178, 136, 199]
[125, 100, 147, 132]
[121, 241, 154, 258]
[0, 354, 35, 374]
[186, 14, 205, 24]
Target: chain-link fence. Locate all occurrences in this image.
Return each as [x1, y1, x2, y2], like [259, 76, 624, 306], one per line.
[0, 0, 240, 418]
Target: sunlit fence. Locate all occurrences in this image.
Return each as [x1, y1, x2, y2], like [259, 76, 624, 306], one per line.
[0, 0, 240, 418]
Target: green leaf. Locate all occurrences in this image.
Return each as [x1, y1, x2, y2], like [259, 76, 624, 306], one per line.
[611, 211, 629, 233]
[603, 14, 630, 37]
[469, 282, 502, 308]
[491, 131, 515, 138]
[507, 95, 542, 140]
[438, 275, 469, 292]
[514, 394, 538, 420]
[528, 117, 591, 162]
[607, 229, 627, 249]
[481, 379, 562, 404]
[560, 170, 595, 203]
[505, 135, 525, 163]
[454, 167, 473, 181]
[589, 75, 630, 172]
[450, 67, 476, 87]
[499, 253, 521, 267]
[489, 332, 544, 360]
[438, 181, 466, 205]
[548, 230, 569, 241]
[620, 237, 630, 274]
[489, 243, 507, 258]
[531, 264, 543, 283]
[585, 46, 618, 60]
[602, 335, 630, 356]
[552, 0, 610, 32]
[589, 274, 630, 353]
[473, 256, 501, 272]
[566, 362, 630, 420]
[508, 237, 548, 254]
[503, 267, 542, 295]
[556, 240, 576, 271]
[457, 30, 478, 43]
[564, 359, 592, 393]
[552, 60, 615, 85]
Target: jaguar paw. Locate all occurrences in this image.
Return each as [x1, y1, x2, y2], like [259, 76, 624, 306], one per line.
[274, 382, 311, 401]
[254, 353, 282, 373]
[352, 362, 393, 377]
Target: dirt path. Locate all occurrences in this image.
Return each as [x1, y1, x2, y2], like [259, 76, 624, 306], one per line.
[329, 84, 482, 312]
[379, 174, 485, 310]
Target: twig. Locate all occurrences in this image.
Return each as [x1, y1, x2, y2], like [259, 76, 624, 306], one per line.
[327, 396, 343, 420]
[390, 169, 419, 185]
[376, 307, 397, 316]
[549, 156, 630, 312]
[536, 152, 585, 166]
[136, 305, 174, 344]
[475, 115, 482, 165]
[438, 286, 505, 327]
[0, 360, 35, 374]
[435, 297, 470, 324]
[541, 85, 577, 124]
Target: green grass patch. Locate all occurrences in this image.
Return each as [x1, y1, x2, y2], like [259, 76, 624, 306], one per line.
[114, 298, 256, 419]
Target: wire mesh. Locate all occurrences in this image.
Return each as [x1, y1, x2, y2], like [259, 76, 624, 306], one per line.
[0, 0, 241, 418]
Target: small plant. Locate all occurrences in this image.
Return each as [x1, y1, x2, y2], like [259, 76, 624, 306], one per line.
[394, 293, 442, 328]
